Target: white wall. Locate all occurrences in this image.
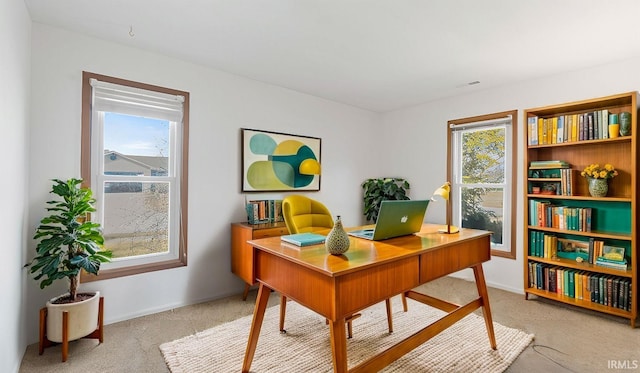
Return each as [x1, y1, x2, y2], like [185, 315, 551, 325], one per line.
[381, 57, 640, 293]
[1, 0, 31, 372]
[26, 23, 380, 344]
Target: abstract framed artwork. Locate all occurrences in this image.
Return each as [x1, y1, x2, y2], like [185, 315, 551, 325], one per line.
[242, 128, 321, 192]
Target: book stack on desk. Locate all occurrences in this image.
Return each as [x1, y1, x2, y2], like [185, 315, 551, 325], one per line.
[281, 233, 326, 246]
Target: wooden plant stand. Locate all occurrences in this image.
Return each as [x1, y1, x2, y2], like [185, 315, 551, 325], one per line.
[38, 297, 104, 362]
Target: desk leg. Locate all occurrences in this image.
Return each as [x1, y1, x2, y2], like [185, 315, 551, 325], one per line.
[242, 284, 251, 301]
[242, 283, 272, 373]
[329, 318, 348, 373]
[279, 295, 287, 332]
[473, 264, 497, 350]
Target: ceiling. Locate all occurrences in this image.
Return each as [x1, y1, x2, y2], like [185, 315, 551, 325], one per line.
[24, 0, 640, 112]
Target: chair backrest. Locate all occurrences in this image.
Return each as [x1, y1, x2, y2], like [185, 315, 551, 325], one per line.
[282, 195, 334, 234]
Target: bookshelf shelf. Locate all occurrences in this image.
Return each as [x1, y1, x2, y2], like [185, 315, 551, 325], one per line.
[523, 92, 639, 327]
[526, 194, 632, 202]
[528, 135, 631, 149]
[526, 288, 633, 319]
[527, 226, 631, 241]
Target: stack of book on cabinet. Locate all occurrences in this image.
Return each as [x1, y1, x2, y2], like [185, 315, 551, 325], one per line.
[245, 199, 283, 224]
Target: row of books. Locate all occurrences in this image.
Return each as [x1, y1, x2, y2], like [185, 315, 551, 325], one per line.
[529, 232, 628, 268]
[528, 200, 592, 231]
[245, 199, 284, 224]
[527, 111, 618, 146]
[527, 262, 633, 311]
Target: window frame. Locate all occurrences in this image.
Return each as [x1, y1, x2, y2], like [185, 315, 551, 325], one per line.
[80, 71, 189, 281]
[447, 110, 517, 259]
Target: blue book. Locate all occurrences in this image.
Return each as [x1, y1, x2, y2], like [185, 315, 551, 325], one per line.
[281, 233, 326, 246]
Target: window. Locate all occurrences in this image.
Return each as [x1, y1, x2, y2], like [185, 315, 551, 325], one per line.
[448, 110, 517, 259]
[81, 72, 189, 281]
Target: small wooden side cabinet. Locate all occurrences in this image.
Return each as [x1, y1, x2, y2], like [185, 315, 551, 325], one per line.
[231, 221, 289, 300]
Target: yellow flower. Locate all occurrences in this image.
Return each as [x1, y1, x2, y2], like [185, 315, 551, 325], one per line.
[581, 163, 618, 180]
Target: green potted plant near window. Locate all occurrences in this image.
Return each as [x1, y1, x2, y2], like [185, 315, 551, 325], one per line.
[361, 178, 410, 222]
[25, 178, 112, 356]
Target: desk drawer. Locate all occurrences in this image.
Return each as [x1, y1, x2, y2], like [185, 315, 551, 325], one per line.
[420, 235, 490, 283]
[253, 226, 289, 239]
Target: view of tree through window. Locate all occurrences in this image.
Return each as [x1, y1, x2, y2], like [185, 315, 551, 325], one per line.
[460, 127, 505, 245]
[449, 110, 516, 259]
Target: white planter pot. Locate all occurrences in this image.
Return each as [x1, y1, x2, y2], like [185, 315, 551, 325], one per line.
[46, 291, 100, 343]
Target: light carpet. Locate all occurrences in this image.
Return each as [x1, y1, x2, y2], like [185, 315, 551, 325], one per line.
[160, 297, 534, 372]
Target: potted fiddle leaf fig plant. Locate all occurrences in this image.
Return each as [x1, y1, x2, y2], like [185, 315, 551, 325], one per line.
[25, 178, 112, 345]
[361, 177, 410, 222]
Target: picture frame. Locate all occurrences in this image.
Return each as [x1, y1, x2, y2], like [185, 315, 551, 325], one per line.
[557, 238, 589, 255]
[241, 128, 321, 192]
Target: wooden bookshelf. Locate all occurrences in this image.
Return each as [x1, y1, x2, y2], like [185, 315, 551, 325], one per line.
[523, 92, 638, 327]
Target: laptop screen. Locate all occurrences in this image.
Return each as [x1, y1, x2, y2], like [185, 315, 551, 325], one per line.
[349, 199, 429, 240]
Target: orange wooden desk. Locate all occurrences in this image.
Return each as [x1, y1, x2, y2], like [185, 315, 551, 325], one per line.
[242, 224, 496, 373]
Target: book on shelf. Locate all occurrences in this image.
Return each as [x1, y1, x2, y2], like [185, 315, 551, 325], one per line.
[529, 160, 570, 169]
[528, 116, 539, 145]
[280, 233, 326, 247]
[556, 115, 564, 143]
[595, 257, 628, 270]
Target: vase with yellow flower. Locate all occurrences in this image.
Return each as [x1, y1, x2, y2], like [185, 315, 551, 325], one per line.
[581, 163, 618, 197]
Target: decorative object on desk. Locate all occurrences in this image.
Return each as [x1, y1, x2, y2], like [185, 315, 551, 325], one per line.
[362, 177, 410, 222]
[581, 163, 617, 197]
[281, 232, 326, 247]
[241, 128, 321, 192]
[325, 215, 350, 255]
[620, 111, 632, 136]
[160, 298, 534, 373]
[431, 181, 459, 234]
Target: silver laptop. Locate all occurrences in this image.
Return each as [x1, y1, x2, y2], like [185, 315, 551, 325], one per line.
[348, 200, 429, 240]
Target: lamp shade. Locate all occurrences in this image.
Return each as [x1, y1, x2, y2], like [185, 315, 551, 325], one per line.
[299, 159, 321, 175]
[432, 182, 451, 201]
[431, 181, 458, 234]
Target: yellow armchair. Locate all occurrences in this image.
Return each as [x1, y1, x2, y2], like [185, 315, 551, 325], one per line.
[282, 195, 334, 233]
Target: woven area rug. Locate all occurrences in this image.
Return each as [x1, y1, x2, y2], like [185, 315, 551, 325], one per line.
[160, 297, 534, 372]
